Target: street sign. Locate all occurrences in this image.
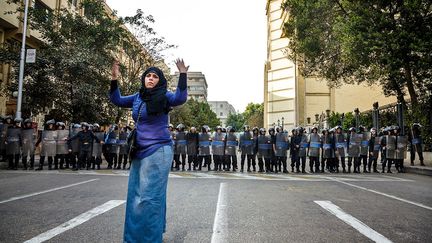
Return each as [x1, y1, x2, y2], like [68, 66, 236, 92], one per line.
[26, 49, 36, 63]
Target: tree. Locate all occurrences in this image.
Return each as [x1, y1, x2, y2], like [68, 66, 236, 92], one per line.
[225, 112, 245, 131]
[169, 99, 220, 129]
[282, 0, 432, 110]
[243, 102, 263, 128]
[0, 0, 174, 124]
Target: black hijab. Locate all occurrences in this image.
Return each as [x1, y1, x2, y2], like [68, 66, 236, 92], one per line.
[139, 67, 170, 116]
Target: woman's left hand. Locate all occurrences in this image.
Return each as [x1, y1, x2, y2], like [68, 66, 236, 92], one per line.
[175, 59, 189, 73]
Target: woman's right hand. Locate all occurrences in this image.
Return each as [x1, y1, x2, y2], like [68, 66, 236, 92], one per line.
[112, 60, 120, 80]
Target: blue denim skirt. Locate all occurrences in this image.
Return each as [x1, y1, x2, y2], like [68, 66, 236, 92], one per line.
[123, 145, 173, 243]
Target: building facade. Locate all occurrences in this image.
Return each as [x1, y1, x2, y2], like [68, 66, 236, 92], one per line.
[265, 0, 397, 131]
[171, 71, 208, 101]
[208, 101, 236, 127]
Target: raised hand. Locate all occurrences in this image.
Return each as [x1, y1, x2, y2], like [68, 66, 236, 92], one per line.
[175, 58, 189, 73]
[112, 60, 120, 80]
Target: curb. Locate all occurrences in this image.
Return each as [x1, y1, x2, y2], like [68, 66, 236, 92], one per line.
[405, 166, 432, 176]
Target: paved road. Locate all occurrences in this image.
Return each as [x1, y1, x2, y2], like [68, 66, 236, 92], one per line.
[0, 169, 431, 243]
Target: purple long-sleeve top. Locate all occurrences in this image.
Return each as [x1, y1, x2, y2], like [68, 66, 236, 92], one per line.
[110, 73, 187, 159]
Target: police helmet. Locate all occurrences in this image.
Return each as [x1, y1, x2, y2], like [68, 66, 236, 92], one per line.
[358, 125, 366, 132]
[93, 123, 100, 128]
[321, 128, 329, 134]
[229, 127, 236, 133]
[46, 119, 55, 125]
[268, 127, 275, 134]
[176, 123, 185, 131]
[259, 128, 266, 135]
[14, 117, 23, 123]
[275, 126, 282, 133]
[81, 122, 90, 129]
[216, 125, 222, 132]
[24, 118, 32, 124]
[72, 123, 81, 129]
[243, 125, 250, 131]
[348, 127, 356, 132]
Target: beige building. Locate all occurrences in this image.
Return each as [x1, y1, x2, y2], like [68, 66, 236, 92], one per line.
[171, 71, 208, 101]
[264, 0, 397, 130]
[208, 101, 236, 127]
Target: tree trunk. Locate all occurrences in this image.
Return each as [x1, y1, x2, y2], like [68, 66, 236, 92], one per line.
[404, 63, 418, 108]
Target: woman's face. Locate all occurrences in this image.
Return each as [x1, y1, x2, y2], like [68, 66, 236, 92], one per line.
[144, 72, 160, 89]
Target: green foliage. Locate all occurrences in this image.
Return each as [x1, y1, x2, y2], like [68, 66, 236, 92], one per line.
[282, 0, 432, 111]
[243, 102, 264, 128]
[226, 112, 245, 131]
[0, 0, 174, 124]
[169, 99, 220, 129]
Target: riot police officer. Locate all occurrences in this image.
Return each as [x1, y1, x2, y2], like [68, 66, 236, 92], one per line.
[308, 126, 321, 173]
[198, 125, 212, 171]
[174, 124, 187, 171]
[22, 119, 36, 170]
[69, 123, 81, 169]
[105, 124, 119, 169]
[275, 126, 289, 173]
[251, 127, 259, 172]
[68, 122, 102, 170]
[334, 126, 347, 173]
[36, 119, 57, 170]
[239, 125, 254, 172]
[368, 128, 381, 173]
[321, 128, 335, 173]
[289, 129, 299, 172]
[268, 127, 277, 173]
[394, 126, 407, 173]
[409, 123, 425, 166]
[91, 123, 105, 170]
[212, 126, 225, 171]
[385, 126, 397, 173]
[186, 126, 199, 171]
[347, 127, 361, 173]
[358, 126, 369, 173]
[225, 127, 238, 172]
[298, 127, 308, 173]
[6, 118, 22, 170]
[55, 122, 69, 169]
[118, 126, 130, 170]
[257, 128, 271, 173]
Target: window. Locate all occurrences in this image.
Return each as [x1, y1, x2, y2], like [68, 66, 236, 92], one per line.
[220, 112, 223, 116]
[220, 104, 223, 108]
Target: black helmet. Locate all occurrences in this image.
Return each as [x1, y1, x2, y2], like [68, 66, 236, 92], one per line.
[311, 126, 318, 132]
[321, 128, 328, 134]
[202, 125, 210, 133]
[216, 125, 222, 131]
[229, 127, 236, 133]
[296, 126, 304, 134]
[221, 127, 226, 133]
[24, 118, 32, 124]
[81, 122, 90, 129]
[359, 125, 366, 132]
[268, 127, 275, 134]
[259, 128, 266, 135]
[243, 125, 250, 131]
[14, 117, 23, 123]
[275, 126, 282, 133]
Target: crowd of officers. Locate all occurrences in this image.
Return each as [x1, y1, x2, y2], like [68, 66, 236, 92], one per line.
[1, 114, 426, 174]
[170, 122, 426, 174]
[0, 116, 132, 171]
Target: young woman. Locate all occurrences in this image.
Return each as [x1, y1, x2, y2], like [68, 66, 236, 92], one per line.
[110, 59, 188, 243]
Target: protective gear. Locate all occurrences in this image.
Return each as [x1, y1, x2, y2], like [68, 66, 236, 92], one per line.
[176, 124, 185, 131]
[6, 124, 21, 169]
[22, 125, 36, 169]
[275, 131, 289, 173]
[186, 129, 199, 171]
[46, 119, 55, 125]
[225, 131, 238, 171]
[174, 129, 187, 171]
[240, 130, 254, 172]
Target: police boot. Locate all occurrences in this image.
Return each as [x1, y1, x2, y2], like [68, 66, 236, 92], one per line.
[347, 166, 351, 173]
[420, 160, 425, 166]
[187, 162, 192, 171]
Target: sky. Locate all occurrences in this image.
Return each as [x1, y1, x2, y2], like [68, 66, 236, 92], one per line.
[105, 0, 267, 112]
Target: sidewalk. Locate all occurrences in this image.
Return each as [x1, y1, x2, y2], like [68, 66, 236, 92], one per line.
[404, 164, 432, 176]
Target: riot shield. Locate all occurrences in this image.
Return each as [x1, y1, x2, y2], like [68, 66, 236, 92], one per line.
[275, 132, 289, 157]
[386, 135, 396, 160]
[56, 130, 70, 155]
[396, 135, 407, 160]
[41, 130, 57, 157]
[308, 133, 321, 157]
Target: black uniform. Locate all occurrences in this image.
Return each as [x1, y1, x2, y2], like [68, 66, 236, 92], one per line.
[239, 131, 254, 172]
[68, 129, 101, 170]
[186, 131, 199, 170]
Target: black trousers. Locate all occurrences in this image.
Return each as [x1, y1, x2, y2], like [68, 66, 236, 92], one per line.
[309, 156, 319, 173]
[78, 150, 92, 169]
[39, 156, 54, 169]
[107, 153, 117, 168]
[368, 156, 378, 172]
[7, 154, 20, 169]
[410, 145, 424, 164]
[339, 157, 346, 170]
[198, 155, 211, 170]
[383, 159, 393, 172]
[91, 156, 102, 169]
[69, 152, 79, 168]
[347, 157, 356, 172]
[296, 156, 306, 172]
[187, 154, 197, 170]
[276, 156, 287, 172]
[54, 154, 68, 169]
[174, 154, 186, 170]
[225, 155, 237, 171]
[213, 155, 224, 171]
[23, 155, 35, 169]
[119, 154, 128, 169]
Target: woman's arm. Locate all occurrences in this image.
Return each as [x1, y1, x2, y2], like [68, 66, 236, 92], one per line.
[109, 61, 135, 108]
[167, 59, 189, 107]
[109, 80, 135, 108]
[167, 73, 187, 106]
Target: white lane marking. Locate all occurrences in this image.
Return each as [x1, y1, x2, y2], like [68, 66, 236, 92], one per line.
[326, 177, 432, 211]
[0, 179, 99, 204]
[315, 201, 393, 243]
[24, 200, 125, 243]
[211, 183, 228, 243]
[379, 175, 413, 182]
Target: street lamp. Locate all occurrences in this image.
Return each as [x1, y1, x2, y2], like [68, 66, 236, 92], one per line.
[277, 119, 280, 127]
[307, 117, 311, 124]
[354, 108, 360, 131]
[281, 117, 284, 130]
[16, 0, 30, 120]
